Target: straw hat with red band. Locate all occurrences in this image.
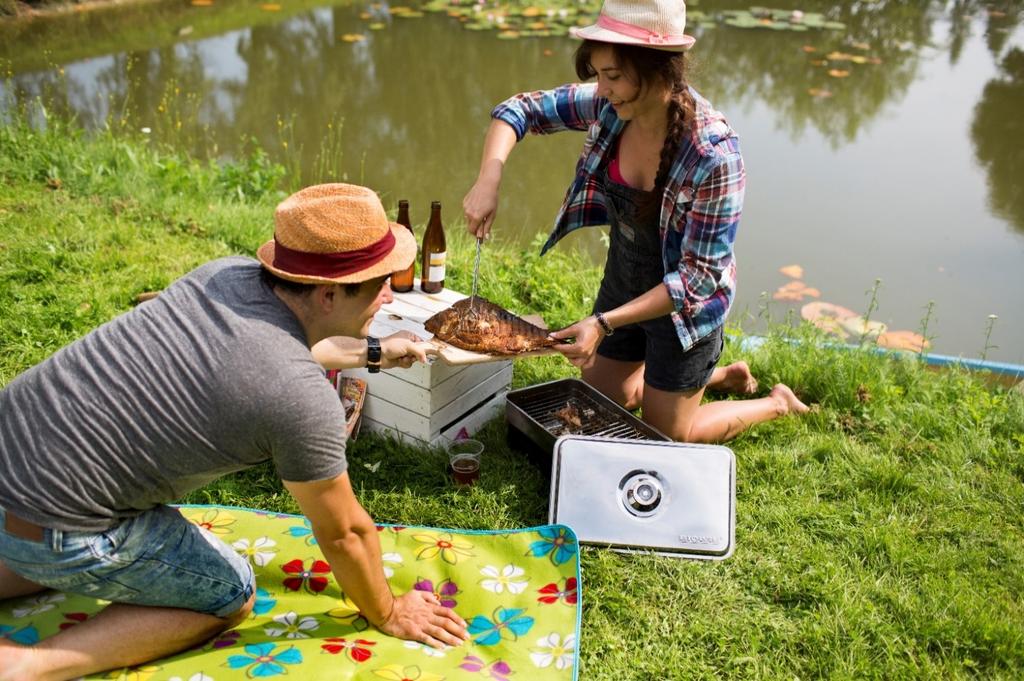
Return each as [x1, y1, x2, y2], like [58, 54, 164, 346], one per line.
[570, 0, 695, 52]
[257, 183, 416, 285]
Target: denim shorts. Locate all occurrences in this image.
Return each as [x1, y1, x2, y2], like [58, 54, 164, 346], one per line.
[0, 505, 254, 618]
[595, 317, 725, 393]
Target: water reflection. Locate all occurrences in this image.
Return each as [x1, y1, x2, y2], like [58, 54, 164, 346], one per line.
[972, 47, 1024, 234]
[0, 5, 974, 164]
[4, 1, 1020, 199]
[1, 0, 1022, 362]
[693, 1, 929, 148]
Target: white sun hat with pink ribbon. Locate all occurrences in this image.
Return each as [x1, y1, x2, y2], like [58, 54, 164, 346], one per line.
[570, 0, 695, 52]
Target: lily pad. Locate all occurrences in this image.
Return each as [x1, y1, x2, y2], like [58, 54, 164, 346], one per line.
[725, 16, 759, 29]
[802, 301, 857, 322]
[840, 316, 887, 338]
[876, 330, 930, 353]
[779, 264, 804, 279]
[802, 301, 858, 337]
[721, 7, 841, 32]
[774, 280, 821, 301]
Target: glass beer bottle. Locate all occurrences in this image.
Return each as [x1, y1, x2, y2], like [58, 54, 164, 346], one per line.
[420, 201, 446, 294]
[390, 200, 415, 293]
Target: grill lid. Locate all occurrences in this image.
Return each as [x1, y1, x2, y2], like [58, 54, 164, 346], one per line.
[549, 436, 735, 560]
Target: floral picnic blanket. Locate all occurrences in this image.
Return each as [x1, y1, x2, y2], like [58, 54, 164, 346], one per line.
[0, 505, 581, 681]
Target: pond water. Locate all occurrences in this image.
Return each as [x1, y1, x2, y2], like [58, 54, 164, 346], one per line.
[3, 0, 1022, 365]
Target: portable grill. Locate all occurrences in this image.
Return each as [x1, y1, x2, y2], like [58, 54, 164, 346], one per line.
[549, 436, 736, 560]
[505, 378, 669, 460]
[506, 379, 736, 560]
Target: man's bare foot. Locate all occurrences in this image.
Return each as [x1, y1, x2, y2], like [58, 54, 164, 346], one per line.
[712, 361, 758, 395]
[769, 384, 810, 416]
[0, 639, 37, 681]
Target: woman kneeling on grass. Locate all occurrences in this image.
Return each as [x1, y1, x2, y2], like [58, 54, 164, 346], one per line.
[463, 0, 808, 442]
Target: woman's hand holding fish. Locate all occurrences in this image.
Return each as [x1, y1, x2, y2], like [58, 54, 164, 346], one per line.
[381, 331, 437, 369]
[549, 317, 605, 369]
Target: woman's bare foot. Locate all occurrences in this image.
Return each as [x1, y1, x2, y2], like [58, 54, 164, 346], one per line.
[769, 384, 810, 416]
[710, 361, 758, 395]
[0, 639, 37, 681]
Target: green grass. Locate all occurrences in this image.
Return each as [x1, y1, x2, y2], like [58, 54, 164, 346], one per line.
[2, 118, 1023, 679]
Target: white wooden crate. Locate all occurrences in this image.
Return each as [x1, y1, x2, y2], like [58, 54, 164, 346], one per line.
[344, 283, 512, 447]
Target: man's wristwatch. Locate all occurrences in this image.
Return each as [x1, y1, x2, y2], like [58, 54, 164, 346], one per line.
[366, 336, 382, 374]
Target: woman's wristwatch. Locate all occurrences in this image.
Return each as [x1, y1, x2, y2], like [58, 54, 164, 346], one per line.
[366, 336, 382, 373]
[594, 311, 614, 336]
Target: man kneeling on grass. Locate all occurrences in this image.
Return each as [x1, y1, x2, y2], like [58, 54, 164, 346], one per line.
[0, 183, 469, 681]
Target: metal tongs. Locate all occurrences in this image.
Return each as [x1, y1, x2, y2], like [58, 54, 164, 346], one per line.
[461, 237, 484, 330]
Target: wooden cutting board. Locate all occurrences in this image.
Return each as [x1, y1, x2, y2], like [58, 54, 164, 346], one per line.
[430, 340, 564, 365]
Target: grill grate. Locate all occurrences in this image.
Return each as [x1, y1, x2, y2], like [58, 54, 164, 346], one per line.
[506, 379, 669, 454]
[521, 392, 651, 440]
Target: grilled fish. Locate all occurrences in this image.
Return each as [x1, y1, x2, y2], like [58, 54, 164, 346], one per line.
[424, 297, 562, 355]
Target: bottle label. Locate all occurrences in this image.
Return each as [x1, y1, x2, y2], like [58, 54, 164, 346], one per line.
[427, 251, 446, 282]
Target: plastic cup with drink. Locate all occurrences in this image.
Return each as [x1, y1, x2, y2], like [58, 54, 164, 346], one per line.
[448, 439, 483, 486]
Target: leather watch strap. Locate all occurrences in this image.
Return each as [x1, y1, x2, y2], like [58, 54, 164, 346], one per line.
[366, 336, 382, 373]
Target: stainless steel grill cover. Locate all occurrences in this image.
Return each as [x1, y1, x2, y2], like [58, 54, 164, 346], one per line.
[549, 436, 735, 560]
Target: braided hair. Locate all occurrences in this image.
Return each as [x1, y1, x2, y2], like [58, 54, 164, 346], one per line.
[575, 41, 695, 195]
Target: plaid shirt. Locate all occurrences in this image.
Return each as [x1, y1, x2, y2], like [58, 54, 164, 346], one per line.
[492, 82, 744, 352]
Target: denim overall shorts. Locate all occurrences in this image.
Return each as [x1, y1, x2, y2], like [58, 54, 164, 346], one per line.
[593, 165, 723, 392]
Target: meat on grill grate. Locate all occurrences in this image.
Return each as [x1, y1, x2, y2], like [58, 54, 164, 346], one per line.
[532, 395, 648, 439]
[506, 378, 671, 454]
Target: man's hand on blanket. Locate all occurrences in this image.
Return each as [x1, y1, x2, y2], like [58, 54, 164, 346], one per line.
[379, 589, 470, 649]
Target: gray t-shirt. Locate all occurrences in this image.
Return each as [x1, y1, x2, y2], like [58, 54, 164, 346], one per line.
[0, 257, 348, 531]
